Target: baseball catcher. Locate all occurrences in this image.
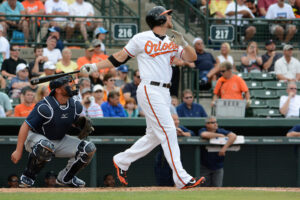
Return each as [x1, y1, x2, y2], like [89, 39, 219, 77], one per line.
[11, 75, 96, 187]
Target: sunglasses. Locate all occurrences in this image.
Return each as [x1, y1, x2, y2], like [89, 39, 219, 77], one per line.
[206, 121, 217, 124]
[12, 48, 20, 51]
[109, 79, 116, 82]
[220, 70, 226, 73]
[94, 45, 101, 48]
[184, 96, 193, 99]
[135, 75, 140, 79]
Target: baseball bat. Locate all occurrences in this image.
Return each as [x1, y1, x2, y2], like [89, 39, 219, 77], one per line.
[30, 70, 80, 85]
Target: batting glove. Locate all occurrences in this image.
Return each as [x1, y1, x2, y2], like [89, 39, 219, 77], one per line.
[80, 63, 98, 74]
[171, 30, 188, 48]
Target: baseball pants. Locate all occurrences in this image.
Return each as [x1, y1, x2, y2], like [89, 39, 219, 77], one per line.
[114, 82, 193, 188]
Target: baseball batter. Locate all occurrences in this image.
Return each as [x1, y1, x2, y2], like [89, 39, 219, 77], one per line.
[82, 6, 205, 189]
[11, 76, 96, 187]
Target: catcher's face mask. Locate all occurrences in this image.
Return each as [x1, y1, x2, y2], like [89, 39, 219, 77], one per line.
[50, 75, 78, 97]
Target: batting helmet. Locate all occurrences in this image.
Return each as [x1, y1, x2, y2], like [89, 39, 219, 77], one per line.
[146, 6, 172, 29]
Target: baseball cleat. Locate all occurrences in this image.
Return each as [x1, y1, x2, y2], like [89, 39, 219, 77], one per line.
[19, 174, 35, 188]
[113, 160, 128, 186]
[56, 176, 85, 187]
[181, 177, 205, 189]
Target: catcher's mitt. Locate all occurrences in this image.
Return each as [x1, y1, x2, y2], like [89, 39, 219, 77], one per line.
[74, 116, 95, 139]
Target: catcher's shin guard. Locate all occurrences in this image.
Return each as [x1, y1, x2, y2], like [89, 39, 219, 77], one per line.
[58, 141, 96, 184]
[23, 139, 55, 180]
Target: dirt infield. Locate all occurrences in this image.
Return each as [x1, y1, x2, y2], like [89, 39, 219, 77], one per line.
[1, 187, 300, 193]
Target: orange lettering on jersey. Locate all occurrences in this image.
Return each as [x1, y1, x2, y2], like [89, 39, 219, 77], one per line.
[144, 40, 179, 58]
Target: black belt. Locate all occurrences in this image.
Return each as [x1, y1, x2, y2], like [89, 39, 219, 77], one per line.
[150, 81, 171, 88]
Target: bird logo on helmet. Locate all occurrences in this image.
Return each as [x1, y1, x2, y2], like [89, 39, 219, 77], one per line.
[146, 6, 173, 29]
[49, 75, 78, 97]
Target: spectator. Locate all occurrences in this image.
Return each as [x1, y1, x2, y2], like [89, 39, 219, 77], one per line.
[35, 85, 50, 102]
[77, 45, 98, 76]
[216, 42, 235, 71]
[44, 171, 58, 187]
[45, 0, 69, 31]
[0, 24, 10, 64]
[43, 61, 56, 76]
[258, 0, 277, 16]
[290, 0, 300, 18]
[7, 174, 19, 188]
[92, 39, 109, 73]
[262, 39, 282, 72]
[225, 0, 256, 43]
[266, 0, 297, 45]
[275, 44, 300, 81]
[0, 0, 29, 44]
[176, 89, 207, 117]
[115, 64, 130, 89]
[14, 86, 35, 117]
[279, 81, 300, 118]
[93, 84, 104, 106]
[28, 45, 48, 76]
[212, 62, 250, 107]
[9, 63, 30, 98]
[56, 48, 78, 73]
[89, 70, 103, 87]
[103, 73, 126, 106]
[0, 74, 6, 89]
[0, 91, 13, 117]
[43, 36, 62, 64]
[199, 116, 237, 187]
[94, 27, 108, 54]
[123, 70, 140, 103]
[124, 97, 139, 118]
[209, 0, 232, 18]
[47, 26, 64, 51]
[190, 37, 218, 86]
[154, 114, 194, 186]
[67, 0, 101, 44]
[245, 0, 259, 16]
[74, 77, 91, 101]
[1, 45, 27, 79]
[101, 91, 126, 117]
[80, 88, 103, 118]
[241, 41, 263, 73]
[287, 124, 300, 137]
[22, 0, 46, 41]
[171, 95, 179, 107]
[103, 173, 115, 187]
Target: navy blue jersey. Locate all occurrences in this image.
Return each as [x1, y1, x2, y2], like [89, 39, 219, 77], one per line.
[198, 128, 231, 170]
[26, 96, 83, 140]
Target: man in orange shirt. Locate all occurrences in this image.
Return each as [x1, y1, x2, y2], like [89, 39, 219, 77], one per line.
[77, 45, 98, 77]
[14, 86, 36, 117]
[92, 39, 109, 74]
[211, 61, 250, 107]
[22, 0, 47, 42]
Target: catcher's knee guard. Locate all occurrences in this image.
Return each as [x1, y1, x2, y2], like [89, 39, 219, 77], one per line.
[59, 141, 96, 183]
[23, 139, 55, 180]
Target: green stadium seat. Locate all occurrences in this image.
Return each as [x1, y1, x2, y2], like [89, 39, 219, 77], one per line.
[249, 73, 276, 81]
[266, 99, 280, 108]
[276, 90, 287, 96]
[11, 98, 20, 107]
[249, 99, 268, 108]
[251, 90, 278, 99]
[236, 72, 250, 80]
[246, 81, 264, 90]
[263, 81, 287, 90]
[252, 108, 282, 117]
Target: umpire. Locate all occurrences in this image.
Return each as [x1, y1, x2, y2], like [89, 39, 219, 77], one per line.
[11, 76, 96, 187]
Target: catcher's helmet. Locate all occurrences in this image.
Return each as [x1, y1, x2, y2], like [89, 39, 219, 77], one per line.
[146, 6, 172, 29]
[49, 75, 78, 97]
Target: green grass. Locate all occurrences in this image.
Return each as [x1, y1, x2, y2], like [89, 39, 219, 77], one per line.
[1, 190, 300, 200]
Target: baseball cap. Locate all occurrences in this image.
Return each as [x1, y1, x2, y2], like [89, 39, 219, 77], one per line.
[16, 63, 27, 73]
[93, 84, 104, 92]
[192, 37, 203, 46]
[85, 44, 95, 51]
[49, 26, 60, 33]
[92, 39, 101, 47]
[117, 65, 129, 73]
[43, 61, 56, 70]
[265, 39, 275, 46]
[81, 88, 92, 95]
[283, 44, 293, 50]
[94, 27, 108, 37]
[0, 24, 3, 32]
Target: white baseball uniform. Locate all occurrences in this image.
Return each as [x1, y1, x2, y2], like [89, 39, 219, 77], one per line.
[113, 30, 193, 188]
